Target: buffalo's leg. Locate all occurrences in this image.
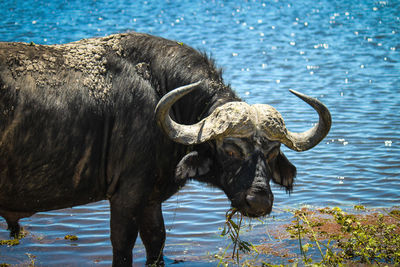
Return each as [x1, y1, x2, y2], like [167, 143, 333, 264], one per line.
[139, 202, 165, 266]
[6, 218, 20, 238]
[110, 202, 139, 267]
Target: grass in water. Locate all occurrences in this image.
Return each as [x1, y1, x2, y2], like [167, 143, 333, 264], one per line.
[216, 208, 259, 266]
[218, 206, 400, 266]
[0, 227, 27, 247]
[64, 234, 78, 241]
[288, 206, 400, 266]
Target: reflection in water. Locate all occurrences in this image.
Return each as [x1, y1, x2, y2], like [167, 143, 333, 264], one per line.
[0, 0, 399, 265]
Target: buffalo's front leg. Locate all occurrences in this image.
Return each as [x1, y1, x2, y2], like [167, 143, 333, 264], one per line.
[110, 201, 139, 267]
[139, 202, 166, 266]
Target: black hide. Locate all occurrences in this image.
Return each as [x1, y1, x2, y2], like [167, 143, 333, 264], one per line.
[0, 32, 297, 266]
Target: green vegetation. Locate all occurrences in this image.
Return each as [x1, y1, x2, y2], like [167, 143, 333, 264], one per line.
[0, 228, 26, 246]
[216, 208, 259, 266]
[25, 253, 36, 266]
[1, 207, 399, 266]
[0, 239, 19, 246]
[217, 206, 400, 266]
[290, 206, 400, 266]
[64, 234, 78, 241]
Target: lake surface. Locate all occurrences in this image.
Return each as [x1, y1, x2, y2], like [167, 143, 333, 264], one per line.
[0, 0, 399, 265]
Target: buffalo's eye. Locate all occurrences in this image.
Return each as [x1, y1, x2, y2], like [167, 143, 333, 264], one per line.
[224, 144, 243, 159]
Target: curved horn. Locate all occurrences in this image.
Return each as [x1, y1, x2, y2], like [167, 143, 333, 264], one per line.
[155, 81, 257, 145]
[282, 90, 332, 151]
[155, 81, 205, 145]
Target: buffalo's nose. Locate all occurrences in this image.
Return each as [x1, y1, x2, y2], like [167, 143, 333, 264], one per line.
[245, 193, 273, 216]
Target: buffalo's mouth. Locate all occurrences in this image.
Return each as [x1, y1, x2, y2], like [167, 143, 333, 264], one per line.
[231, 190, 274, 217]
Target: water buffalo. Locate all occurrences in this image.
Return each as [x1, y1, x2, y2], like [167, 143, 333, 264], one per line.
[0, 32, 331, 266]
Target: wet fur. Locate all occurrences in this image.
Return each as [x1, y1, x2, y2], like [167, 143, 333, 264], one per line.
[0, 32, 296, 266]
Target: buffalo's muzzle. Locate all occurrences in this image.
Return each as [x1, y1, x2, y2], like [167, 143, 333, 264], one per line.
[244, 191, 273, 217]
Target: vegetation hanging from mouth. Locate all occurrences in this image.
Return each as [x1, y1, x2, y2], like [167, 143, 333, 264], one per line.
[217, 208, 258, 266]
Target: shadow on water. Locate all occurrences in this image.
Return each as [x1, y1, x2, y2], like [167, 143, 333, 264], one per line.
[1, 0, 399, 265]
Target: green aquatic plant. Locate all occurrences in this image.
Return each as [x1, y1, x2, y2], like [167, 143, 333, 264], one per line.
[25, 253, 36, 266]
[0, 238, 20, 246]
[287, 207, 400, 266]
[335, 209, 400, 264]
[217, 208, 258, 266]
[0, 227, 27, 252]
[389, 209, 400, 218]
[64, 234, 78, 241]
[353, 205, 365, 210]
[214, 206, 400, 266]
[288, 208, 344, 266]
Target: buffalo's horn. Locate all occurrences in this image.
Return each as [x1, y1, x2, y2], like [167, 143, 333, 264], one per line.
[156, 81, 257, 145]
[156, 81, 237, 145]
[155, 81, 204, 145]
[282, 90, 332, 151]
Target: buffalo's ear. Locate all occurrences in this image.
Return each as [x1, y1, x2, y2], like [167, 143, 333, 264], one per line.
[269, 151, 297, 192]
[175, 151, 212, 180]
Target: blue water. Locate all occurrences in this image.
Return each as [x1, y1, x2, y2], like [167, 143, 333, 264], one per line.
[1, 0, 399, 265]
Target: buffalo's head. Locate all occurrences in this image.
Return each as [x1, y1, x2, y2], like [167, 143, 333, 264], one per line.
[155, 81, 331, 217]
